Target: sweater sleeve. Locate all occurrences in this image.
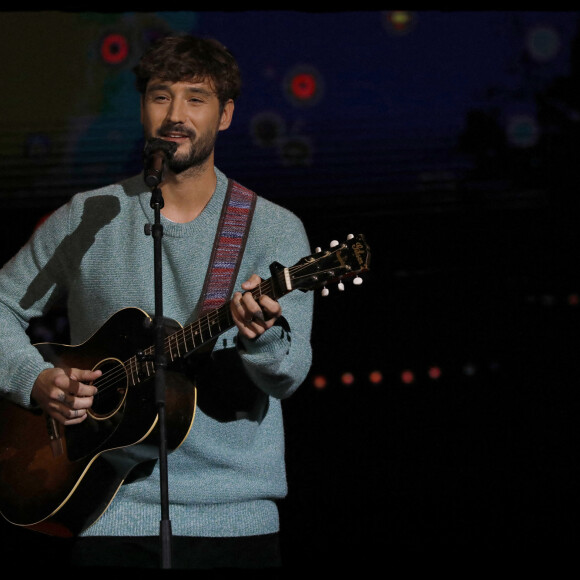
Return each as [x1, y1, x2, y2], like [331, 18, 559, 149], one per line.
[0, 205, 71, 407]
[235, 206, 314, 400]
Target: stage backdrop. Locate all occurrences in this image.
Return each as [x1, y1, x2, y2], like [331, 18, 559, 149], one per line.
[1, 11, 578, 207]
[1, 11, 580, 567]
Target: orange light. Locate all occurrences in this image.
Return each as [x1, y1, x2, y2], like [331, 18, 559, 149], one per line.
[369, 370, 383, 384]
[341, 372, 355, 386]
[312, 375, 327, 389]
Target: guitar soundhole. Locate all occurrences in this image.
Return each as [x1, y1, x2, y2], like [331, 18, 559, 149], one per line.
[89, 358, 128, 420]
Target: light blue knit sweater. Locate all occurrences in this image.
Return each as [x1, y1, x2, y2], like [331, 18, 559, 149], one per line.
[0, 168, 313, 537]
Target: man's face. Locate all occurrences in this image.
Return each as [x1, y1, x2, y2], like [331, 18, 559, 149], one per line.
[141, 77, 234, 174]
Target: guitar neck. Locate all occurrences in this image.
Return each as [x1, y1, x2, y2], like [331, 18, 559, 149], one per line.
[173, 273, 286, 358]
[125, 233, 370, 383]
[132, 268, 291, 378]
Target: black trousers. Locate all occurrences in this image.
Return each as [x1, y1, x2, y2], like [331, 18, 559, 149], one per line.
[68, 533, 282, 570]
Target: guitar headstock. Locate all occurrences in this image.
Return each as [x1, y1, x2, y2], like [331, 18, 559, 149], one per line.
[289, 233, 371, 294]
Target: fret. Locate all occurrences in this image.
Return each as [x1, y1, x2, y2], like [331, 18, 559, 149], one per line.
[181, 327, 190, 354]
[208, 308, 225, 334]
[144, 347, 155, 376]
[176, 328, 185, 358]
[169, 332, 181, 360]
[206, 311, 217, 335]
[166, 334, 175, 362]
[199, 314, 213, 343]
[182, 323, 195, 353]
[189, 321, 202, 350]
[127, 357, 138, 386]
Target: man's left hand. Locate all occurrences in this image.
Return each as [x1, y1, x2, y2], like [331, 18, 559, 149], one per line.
[231, 274, 282, 340]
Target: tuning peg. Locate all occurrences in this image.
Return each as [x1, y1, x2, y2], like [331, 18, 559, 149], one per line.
[315, 246, 321, 253]
[330, 240, 339, 247]
[338, 282, 345, 291]
[321, 286, 329, 297]
[353, 276, 363, 285]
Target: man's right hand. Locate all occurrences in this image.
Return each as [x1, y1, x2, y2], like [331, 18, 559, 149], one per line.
[31, 367, 100, 425]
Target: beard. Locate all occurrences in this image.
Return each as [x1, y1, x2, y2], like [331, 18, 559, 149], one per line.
[158, 123, 219, 175]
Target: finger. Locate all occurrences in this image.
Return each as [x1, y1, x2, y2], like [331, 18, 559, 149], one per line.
[68, 368, 101, 396]
[258, 295, 281, 320]
[53, 389, 94, 413]
[59, 406, 88, 424]
[234, 293, 262, 325]
[44, 395, 86, 424]
[251, 309, 265, 323]
[232, 291, 247, 322]
[239, 290, 269, 322]
[241, 274, 262, 291]
[69, 367, 101, 384]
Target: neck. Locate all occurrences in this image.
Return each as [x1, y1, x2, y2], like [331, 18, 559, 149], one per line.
[159, 160, 216, 223]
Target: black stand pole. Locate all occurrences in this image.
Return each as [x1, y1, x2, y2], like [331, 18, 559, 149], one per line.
[147, 184, 172, 569]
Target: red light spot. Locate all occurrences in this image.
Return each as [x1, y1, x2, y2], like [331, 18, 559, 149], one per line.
[101, 33, 129, 65]
[568, 293, 579, 306]
[291, 73, 317, 100]
[401, 370, 414, 384]
[369, 370, 383, 384]
[428, 366, 442, 380]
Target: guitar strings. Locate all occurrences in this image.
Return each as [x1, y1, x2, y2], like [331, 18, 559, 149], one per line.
[90, 255, 339, 399]
[91, 256, 340, 398]
[91, 275, 278, 397]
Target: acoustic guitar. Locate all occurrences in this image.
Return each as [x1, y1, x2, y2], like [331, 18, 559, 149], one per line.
[0, 234, 370, 537]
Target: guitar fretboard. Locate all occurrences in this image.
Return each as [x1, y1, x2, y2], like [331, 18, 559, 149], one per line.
[95, 233, 369, 392]
[124, 272, 287, 386]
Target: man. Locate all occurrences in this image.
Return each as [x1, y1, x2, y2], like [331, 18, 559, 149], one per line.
[0, 34, 313, 569]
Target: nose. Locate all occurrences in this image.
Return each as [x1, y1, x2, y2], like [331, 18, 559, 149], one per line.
[166, 98, 187, 124]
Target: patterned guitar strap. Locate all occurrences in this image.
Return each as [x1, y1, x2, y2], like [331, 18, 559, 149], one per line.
[198, 179, 257, 316]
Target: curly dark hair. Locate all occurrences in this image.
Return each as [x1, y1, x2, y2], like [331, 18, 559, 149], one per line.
[133, 34, 241, 109]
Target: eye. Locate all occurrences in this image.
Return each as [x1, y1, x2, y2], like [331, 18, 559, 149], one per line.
[145, 91, 169, 103]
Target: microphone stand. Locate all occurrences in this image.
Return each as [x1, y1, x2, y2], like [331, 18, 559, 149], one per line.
[146, 181, 173, 569]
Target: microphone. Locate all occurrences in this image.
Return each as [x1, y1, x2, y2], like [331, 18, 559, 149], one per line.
[143, 138, 178, 188]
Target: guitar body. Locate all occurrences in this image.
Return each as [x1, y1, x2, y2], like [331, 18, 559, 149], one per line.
[0, 307, 196, 537]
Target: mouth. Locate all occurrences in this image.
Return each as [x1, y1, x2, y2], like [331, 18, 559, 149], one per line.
[158, 128, 194, 144]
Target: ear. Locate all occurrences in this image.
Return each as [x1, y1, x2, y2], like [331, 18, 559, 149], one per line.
[219, 100, 235, 131]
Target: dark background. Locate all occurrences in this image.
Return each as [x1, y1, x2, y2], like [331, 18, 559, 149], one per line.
[1, 10, 580, 572]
